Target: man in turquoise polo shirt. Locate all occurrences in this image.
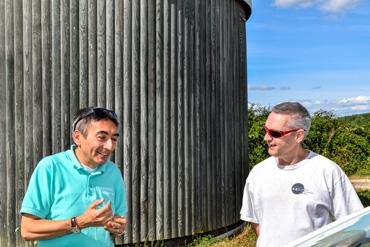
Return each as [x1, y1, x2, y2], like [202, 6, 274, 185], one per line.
[20, 107, 128, 247]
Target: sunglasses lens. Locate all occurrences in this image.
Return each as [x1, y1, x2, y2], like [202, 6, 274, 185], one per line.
[269, 130, 282, 138]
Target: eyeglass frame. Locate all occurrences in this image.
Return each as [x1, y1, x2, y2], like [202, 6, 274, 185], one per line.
[72, 107, 118, 131]
[264, 126, 304, 138]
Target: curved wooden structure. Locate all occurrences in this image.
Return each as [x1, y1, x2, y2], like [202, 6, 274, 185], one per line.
[0, 0, 251, 245]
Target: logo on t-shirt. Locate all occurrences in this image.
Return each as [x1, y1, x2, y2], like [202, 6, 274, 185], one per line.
[291, 183, 305, 194]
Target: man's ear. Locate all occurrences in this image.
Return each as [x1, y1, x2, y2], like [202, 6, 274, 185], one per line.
[296, 129, 306, 144]
[73, 130, 82, 146]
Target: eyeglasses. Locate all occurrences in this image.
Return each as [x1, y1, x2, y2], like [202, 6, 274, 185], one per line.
[72, 107, 118, 131]
[264, 126, 302, 138]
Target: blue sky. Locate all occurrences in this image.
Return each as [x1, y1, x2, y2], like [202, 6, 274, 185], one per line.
[246, 0, 370, 116]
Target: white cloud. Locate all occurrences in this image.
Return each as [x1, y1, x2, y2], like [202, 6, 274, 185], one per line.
[338, 95, 370, 105]
[274, 0, 319, 8]
[248, 85, 275, 91]
[320, 0, 361, 12]
[273, 0, 363, 13]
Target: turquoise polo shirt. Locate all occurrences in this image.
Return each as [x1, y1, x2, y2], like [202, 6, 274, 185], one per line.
[20, 145, 128, 247]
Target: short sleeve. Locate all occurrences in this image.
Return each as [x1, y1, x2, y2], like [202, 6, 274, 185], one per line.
[240, 178, 259, 224]
[20, 158, 54, 219]
[331, 172, 364, 220]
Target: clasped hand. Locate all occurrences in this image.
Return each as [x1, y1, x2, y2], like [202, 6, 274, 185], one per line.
[80, 198, 127, 236]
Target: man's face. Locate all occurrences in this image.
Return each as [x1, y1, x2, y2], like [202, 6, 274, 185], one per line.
[263, 112, 302, 159]
[73, 119, 119, 168]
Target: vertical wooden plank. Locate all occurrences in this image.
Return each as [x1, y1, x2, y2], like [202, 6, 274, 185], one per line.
[139, 0, 148, 241]
[162, 0, 171, 239]
[123, 0, 132, 242]
[0, 0, 6, 242]
[32, 0, 43, 166]
[210, 0, 220, 229]
[131, 0, 140, 242]
[97, 0, 105, 107]
[113, 1, 124, 243]
[51, 0, 61, 154]
[23, 0, 34, 207]
[5, 0, 15, 245]
[147, 0, 156, 240]
[14, 0, 24, 245]
[219, 0, 226, 227]
[106, 0, 114, 110]
[176, 0, 185, 237]
[42, 0, 51, 157]
[155, 0, 163, 240]
[114, 0, 123, 168]
[88, 0, 97, 106]
[193, 0, 202, 231]
[183, 0, 193, 235]
[188, 0, 196, 234]
[169, 0, 178, 238]
[60, 0, 70, 149]
[205, 0, 212, 230]
[79, 0, 88, 108]
[70, 0, 79, 121]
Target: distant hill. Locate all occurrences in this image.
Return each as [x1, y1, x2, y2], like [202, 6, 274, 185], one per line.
[339, 112, 370, 128]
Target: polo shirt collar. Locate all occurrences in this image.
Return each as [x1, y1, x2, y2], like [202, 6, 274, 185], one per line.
[67, 145, 107, 173]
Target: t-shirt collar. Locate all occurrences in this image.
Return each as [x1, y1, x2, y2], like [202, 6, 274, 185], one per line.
[68, 144, 107, 173]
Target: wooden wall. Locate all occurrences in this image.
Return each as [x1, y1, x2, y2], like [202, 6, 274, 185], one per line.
[0, 0, 251, 245]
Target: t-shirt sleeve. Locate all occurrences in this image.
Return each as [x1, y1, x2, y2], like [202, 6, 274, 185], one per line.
[114, 171, 128, 217]
[19, 159, 54, 219]
[331, 172, 364, 220]
[240, 178, 259, 224]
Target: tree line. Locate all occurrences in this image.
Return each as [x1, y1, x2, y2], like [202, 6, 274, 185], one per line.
[248, 104, 370, 176]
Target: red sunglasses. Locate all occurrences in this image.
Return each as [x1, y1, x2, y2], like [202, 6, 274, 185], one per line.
[264, 126, 302, 138]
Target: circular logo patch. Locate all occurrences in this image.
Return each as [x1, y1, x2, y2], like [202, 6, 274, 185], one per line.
[291, 183, 305, 194]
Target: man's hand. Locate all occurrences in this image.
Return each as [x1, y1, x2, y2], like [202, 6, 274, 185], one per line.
[77, 198, 113, 228]
[103, 215, 127, 236]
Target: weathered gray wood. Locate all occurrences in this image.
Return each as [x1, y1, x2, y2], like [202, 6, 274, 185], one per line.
[70, 0, 79, 121]
[42, 0, 52, 157]
[60, 0, 70, 149]
[5, 1, 16, 245]
[88, 0, 97, 106]
[0, 0, 251, 244]
[106, 0, 114, 111]
[51, 0, 62, 154]
[169, 1, 178, 238]
[79, 0, 88, 108]
[131, 0, 140, 242]
[14, 0, 24, 245]
[114, 0, 123, 171]
[176, 0, 185, 237]
[0, 0, 7, 241]
[155, 0, 164, 240]
[97, 0, 106, 107]
[0, 0, 6, 245]
[147, 0, 156, 240]
[140, 0, 149, 241]
[123, 0, 133, 242]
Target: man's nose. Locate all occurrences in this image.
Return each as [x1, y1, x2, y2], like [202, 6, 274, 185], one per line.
[104, 139, 116, 151]
[264, 132, 272, 141]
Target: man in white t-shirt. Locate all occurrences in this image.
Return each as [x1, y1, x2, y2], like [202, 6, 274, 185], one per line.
[240, 102, 363, 247]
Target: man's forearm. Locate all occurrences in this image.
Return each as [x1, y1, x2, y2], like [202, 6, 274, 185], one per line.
[251, 222, 260, 236]
[21, 215, 72, 241]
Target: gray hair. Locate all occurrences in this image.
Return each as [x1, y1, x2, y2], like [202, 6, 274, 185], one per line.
[272, 102, 311, 137]
[72, 107, 119, 137]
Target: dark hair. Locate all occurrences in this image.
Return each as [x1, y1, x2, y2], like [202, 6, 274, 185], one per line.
[72, 107, 119, 137]
[272, 102, 311, 137]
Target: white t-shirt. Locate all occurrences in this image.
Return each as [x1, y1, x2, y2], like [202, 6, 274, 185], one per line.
[240, 151, 364, 247]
